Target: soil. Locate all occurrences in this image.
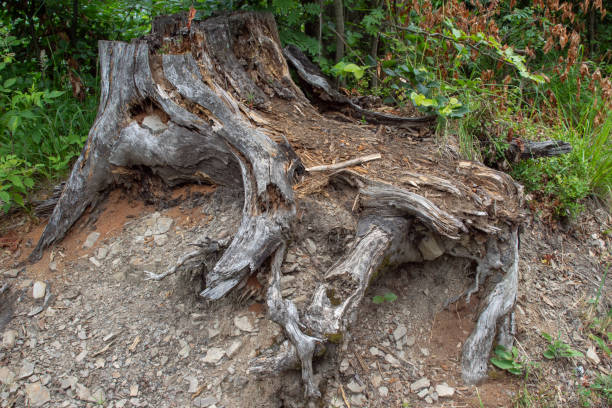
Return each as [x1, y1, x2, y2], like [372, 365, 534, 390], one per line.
[1, 180, 610, 408]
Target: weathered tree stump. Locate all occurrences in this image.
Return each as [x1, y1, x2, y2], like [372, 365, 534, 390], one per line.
[31, 11, 527, 398]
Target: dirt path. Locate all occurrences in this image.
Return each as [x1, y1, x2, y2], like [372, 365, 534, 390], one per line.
[1, 190, 610, 407]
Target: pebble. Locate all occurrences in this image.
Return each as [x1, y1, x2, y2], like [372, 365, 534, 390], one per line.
[369, 346, 382, 357]
[234, 315, 255, 332]
[2, 268, 20, 278]
[405, 335, 416, 347]
[350, 393, 367, 406]
[226, 340, 242, 358]
[378, 386, 389, 397]
[417, 388, 429, 398]
[586, 346, 601, 365]
[96, 247, 108, 259]
[371, 373, 382, 388]
[178, 341, 191, 359]
[130, 383, 139, 397]
[25, 382, 50, 407]
[18, 359, 35, 379]
[418, 233, 444, 260]
[410, 377, 430, 392]
[305, 238, 317, 254]
[384, 353, 401, 367]
[83, 231, 100, 248]
[425, 396, 433, 403]
[393, 324, 407, 342]
[48, 261, 57, 271]
[435, 382, 455, 397]
[2, 329, 17, 349]
[346, 379, 365, 393]
[203, 347, 225, 364]
[194, 396, 218, 408]
[32, 281, 46, 299]
[77, 383, 95, 402]
[186, 376, 198, 393]
[60, 376, 78, 389]
[142, 114, 168, 134]
[89, 256, 102, 267]
[155, 217, 173, 234]
[339, 358, 350, 373]
[420, 347, 430, 356]
[0, 367, 15, 385]
[154, 234, 168, 246]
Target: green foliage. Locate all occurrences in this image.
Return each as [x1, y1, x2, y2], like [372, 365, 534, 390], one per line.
[372, 292, 397, 305]
[490, 345, 524, 376]
[332, 61, 367, 81]
[578, 375, 612, 407]
[0, 155, 39, 212]
[541, 332, 584, 360]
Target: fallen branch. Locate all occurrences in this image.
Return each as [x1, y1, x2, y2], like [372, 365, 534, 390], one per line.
[507, 139, 572, 162]
[306, 153, 381, 172]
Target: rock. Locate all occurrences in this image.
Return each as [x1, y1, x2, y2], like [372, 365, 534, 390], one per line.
[0, 367, 15, 384]
[406, 335, 416, 347]
[130, 383, 139, 397]
[186, 376, 198, 393]
[32, 281, 47, 299]
[417, 388, 429, 398]
[60, 376, 78, 389]
[18, 359, 35, 379]
[384, 353, 401, 367]
[305, 238, 317, 254]
[418, 233, 444, 261]
[393, 324, 407, 342]
[76, 383, 95, 402]
[586, 346, 601, 365]
[420, 347, 430, 356]
[280, 275, 296, 287]
[435, 383, 455, 397]
[2, 329, 17, 349]
[155, 217, 173, 234]
[234, 315, 255, 332]
[371, 374, 382, 388]
[25, 382, 50, 407]
[48, 261, 57, 271]
[346, 379, 365, 394]
[154, 234, 168, 247]
[425, 396, 433, 403]
[378, 386, 389, 397]
[96, 247, 108, 259]
[226, 340, 242, 358]
[142, 114, 168, 134]
[178, 341, 190, 359]
[350, 393, 367, 406]
[194, 396, 218, 408]
[92, 388, 105, 403]
[203, 348, 225, 364]
[369, 346, 382, 357]
[83, 231, 100, 249]
[339, 358, 350, 373]
[2, 268, 20, 278]
[89, 257, 101, 267]
[410, 377, 430, 392]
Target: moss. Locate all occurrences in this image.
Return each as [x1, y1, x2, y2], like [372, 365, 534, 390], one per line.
[326, 332, 344, 344]
[326, 288, 342, 306]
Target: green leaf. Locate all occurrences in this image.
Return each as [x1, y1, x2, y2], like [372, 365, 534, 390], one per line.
[372, 295, 384, 304]
[383, 293, 398, 302]
[543, 350, 555, 359]
[0, 191, 9, 203]
[7, 175, 24, 189]
[23, 177, 35, 188]
[541, 332, 553, 342]
[3, 78, 17, 88]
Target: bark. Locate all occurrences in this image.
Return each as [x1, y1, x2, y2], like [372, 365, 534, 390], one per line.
[506, 139, 572, 162]
[30, 11, 528, 399]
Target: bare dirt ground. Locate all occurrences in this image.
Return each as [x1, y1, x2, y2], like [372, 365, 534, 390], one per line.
[0, 176, 610, 408]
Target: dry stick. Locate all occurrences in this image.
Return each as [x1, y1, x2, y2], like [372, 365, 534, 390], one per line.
[339, 384, 351, 408]
[306, 153, 382, 172]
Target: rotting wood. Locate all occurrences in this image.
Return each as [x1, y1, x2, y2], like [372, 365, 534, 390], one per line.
[29, 10, 532, 399]
[507, 139, 572, 161]
[306, 153, 381, 172]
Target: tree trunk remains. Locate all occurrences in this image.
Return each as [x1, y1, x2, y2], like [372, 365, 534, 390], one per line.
[31, 11, 528, 399]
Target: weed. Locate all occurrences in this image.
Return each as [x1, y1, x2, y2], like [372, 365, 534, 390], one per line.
[372, 292, 397, 305]
[541, 331, 584, 360]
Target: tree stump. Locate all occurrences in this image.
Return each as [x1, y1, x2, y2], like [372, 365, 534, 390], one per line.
[31, 11, 526, 398]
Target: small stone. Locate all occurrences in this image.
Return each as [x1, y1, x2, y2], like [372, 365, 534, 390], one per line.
[83, 231, 100, 249]
[393, 324, 407, 342]
[417, 388, 429, 398]
[178, 341, 190, 359]
[203, 347, 225, 364]
[92, 388, 105, 404]
[18, 360, 35, 379]
[285, 253, 297, 263]
[96, 247, 108, 259]
[371, 374, 382, 388]
[405, 335, 416, 347]
[155, 217, 174, 234]
[586, 346, 601, 365]
[234, 315, 255, 332]
[194, 396, 218, 408]
[418, 233, 444, 261]
[25, 382, 50, 407]
[420, 347, 430, 357]
[2, 329, 17, 349]
[76, 348, 87, 362]
[186, 376, 198, 393]
[305, 238, 317, 254]
[435, 383, 455, 397]
[2, 268, 20, 278]
[339, 358, 350, 373]
[48, 261, 57, 271]
[349, 393, 367, 406]
[425, 396, 433, 404]
[76, 383, 95, 402]
[0, 367, 15, 384]
[378, 386, 389, 397]
[130, 383, 139, 397]
[384, 353, 401, 367]
[142, 114, 168, 134]
[369, 346, 382, 357]
[32, 281, 47, 299]
[280, 275, 296, 287]
[89, 257, 101, 267]
[410, 377, 430, 392]
[95, 358, 105, 368]
[154, 234, 168, 247]
[346, 379, 365, 394]
[208, 327, 220, 338]
[60, 376, 78, 389]
[226, 340, 242, 358]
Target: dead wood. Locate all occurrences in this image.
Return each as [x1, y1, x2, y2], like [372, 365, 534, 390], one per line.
[30, 11, 530, 399]
[507, 139, 572, 161]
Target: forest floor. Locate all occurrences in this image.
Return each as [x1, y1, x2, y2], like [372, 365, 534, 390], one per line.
[0, 156, 611, 408]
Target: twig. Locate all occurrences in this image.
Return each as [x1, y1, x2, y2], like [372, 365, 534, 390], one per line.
[306, 153, 381, 172]
[339, 384, 351, 408]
